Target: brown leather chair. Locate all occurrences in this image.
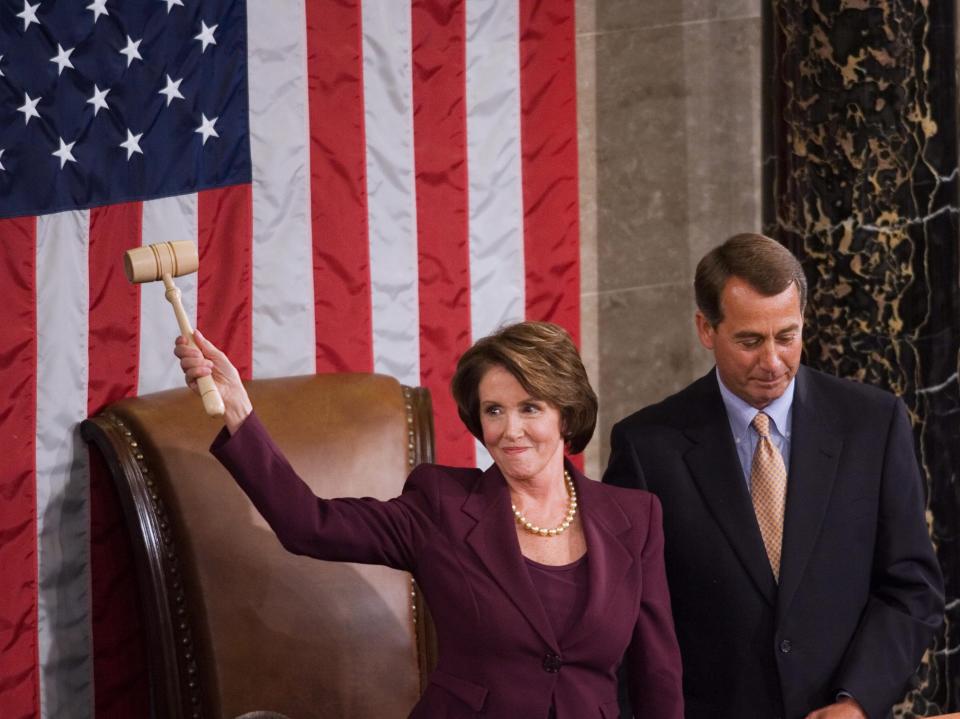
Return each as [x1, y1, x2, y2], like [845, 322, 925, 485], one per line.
[82, 374, 438, 719]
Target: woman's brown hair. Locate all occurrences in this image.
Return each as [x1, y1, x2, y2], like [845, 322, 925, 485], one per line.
[451, 321, 597, 454]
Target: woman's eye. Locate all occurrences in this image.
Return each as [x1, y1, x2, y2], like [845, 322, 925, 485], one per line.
[522, 403, 541, 414]
[484, 406, 501, 416]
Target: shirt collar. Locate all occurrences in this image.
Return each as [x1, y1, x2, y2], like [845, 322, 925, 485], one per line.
[715, 368, 795, 440]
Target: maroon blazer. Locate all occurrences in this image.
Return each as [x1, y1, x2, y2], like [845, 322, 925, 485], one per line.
[213, 413, 683, 719]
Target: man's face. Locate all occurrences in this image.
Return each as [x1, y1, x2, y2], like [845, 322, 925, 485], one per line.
[696, 276, 804, 409]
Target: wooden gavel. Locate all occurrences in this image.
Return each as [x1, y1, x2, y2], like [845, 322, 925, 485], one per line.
[124, 241, 225, 417]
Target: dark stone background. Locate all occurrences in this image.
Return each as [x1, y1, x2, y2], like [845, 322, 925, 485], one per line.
[763, 1, 960, 714]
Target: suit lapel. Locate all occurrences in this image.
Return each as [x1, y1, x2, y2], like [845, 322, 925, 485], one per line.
[777, 366, 842, 618]
[563, 466, 633, 651]
[462, 464, 558, 651]
[682, 373, 778, 604]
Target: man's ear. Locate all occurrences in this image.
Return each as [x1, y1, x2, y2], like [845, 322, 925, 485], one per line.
[695, 311, 716, 350]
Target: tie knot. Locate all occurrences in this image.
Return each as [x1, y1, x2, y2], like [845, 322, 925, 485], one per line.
[752, 412, 771, 437]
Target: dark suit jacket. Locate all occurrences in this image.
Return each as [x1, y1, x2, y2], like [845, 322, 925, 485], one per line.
[213, 412, 684, 719]
[603, 366, 943, 719]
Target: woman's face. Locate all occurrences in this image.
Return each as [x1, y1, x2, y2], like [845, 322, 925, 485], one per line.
[478, 365, 565, 485]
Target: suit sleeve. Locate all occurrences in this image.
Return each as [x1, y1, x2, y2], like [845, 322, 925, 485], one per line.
[625, 494, 684, 719]
[210, 411, 434, 573]
[603, 421, 648, 490]
[833, 398, 944, 718]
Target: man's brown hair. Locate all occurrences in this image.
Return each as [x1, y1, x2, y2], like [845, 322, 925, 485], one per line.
[451, 321, 597, 455]
[695, 233, 807, 326]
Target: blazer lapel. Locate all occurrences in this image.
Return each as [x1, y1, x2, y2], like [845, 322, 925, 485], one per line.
[462, 464, 559, 651]
[777, 366, 842, 618]
[563, 465, 633, 651]
[683, 372, 777, 604]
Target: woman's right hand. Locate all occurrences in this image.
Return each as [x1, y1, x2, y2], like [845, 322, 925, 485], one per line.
[174, 330, 253, 434]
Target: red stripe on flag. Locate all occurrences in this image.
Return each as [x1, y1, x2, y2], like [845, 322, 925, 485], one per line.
[412, 0, 474, 466]
[307, 0, 373, 373]
[88, 204, 142, 412]
[519, 0, 582, 466]
[87, 203, 150, 718]
[0, 216, 40, 718]
[88, 449, 150, 719]
[519, 0, 580, 342]
[198, 184, 254, 379]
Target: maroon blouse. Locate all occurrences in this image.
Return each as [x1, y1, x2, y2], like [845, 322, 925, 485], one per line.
[525, 554, 590, 719]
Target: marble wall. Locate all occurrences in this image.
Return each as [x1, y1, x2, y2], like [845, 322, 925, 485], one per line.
[576, 0, 764, 477]
[764, 2, 958, 713]
[578, 0, 958, 713]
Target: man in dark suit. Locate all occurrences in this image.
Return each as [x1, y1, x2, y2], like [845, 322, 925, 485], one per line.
[604, 233, 943, 719]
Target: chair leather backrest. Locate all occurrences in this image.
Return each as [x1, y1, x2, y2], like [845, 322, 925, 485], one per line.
[82, 374, 437, 719]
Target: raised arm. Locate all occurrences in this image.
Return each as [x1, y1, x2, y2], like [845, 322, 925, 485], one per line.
[173, 331, 435, 572]
[174, 329, 252, 433]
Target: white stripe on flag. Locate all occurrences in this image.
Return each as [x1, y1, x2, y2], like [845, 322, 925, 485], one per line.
[363, 0, 420, 386]
[35, 211, 93, 719]
[247, 0, 316, 379]
[465, 0, 525, 337]
[466, 0, 525, 467]
[139, 195, 199, 395]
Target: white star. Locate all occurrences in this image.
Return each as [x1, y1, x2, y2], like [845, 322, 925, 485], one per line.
[163, 0, 183, 13]
[194, 113, 219, 145]
[119, 129, 143, 160]
[119, 35, 142, 67]
[50, 44, 75, 76]
[17, 93, 41, 125]
[158, 75, 184, 106]
[0, 150, 5, 172]
[194, 21, 217, 53]
[87, 0, 108, 22]
[17, 1, 40, 31]
[52, 137, 77, 169]
[87, 85, 110, 115]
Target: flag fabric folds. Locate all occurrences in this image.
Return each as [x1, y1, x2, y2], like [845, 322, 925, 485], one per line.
[0, 0, 580, 717]
[0, 0, 251, 218]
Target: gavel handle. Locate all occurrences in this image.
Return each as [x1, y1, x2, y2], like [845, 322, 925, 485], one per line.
[162, 274, 226, 417]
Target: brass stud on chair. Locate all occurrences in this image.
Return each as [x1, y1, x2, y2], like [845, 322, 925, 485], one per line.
[103, 412, 205, 714]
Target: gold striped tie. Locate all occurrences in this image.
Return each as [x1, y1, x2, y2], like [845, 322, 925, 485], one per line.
[750, 412, 787, 580]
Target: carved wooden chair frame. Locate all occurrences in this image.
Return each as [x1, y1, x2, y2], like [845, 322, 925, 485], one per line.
[81, 382, 438, 719]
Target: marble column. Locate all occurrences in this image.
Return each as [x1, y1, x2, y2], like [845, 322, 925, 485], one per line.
[764, 1, 960, 713]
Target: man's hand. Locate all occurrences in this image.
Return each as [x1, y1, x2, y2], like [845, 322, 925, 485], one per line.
[804, 697, 867, 719]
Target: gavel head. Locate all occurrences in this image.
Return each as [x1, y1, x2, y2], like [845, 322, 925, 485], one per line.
[124, 240, 199, 283]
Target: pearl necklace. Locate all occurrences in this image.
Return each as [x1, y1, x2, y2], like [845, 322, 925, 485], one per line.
[511, 470, 577, 537]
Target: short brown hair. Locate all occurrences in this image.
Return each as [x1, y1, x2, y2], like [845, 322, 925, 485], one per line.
[695, 233, 807, 326]
[451, 321, 597, 455]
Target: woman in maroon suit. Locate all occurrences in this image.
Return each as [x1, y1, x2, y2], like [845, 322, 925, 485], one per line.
[175, 321, 682, 719]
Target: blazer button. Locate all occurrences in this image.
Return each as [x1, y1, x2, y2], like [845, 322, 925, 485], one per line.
[542, 652, 562, 673]
[779, 639, 792, 654]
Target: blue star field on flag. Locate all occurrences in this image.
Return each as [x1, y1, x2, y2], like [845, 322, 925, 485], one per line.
[0, 0, 250, 219]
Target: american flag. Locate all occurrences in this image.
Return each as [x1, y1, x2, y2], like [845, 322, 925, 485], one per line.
[0, 0, 250, 217]
[0, 0, 580, 716]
